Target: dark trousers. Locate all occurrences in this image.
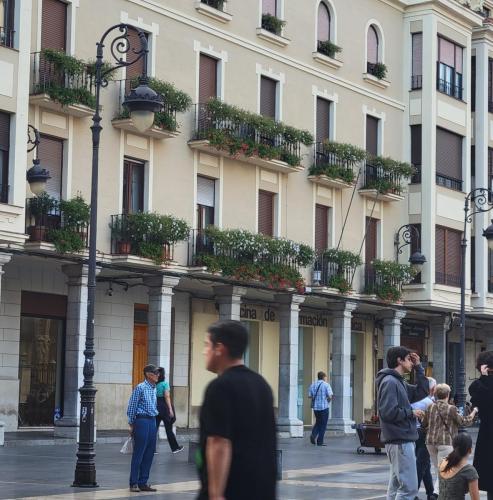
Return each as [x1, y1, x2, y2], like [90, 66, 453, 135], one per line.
[129, 417, 157, 487]
[415, 430, 434, 495]
[156, 414, 180, 452]
[311, 408, 329, 445]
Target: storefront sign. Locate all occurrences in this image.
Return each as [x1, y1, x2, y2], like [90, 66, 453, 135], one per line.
[240, 305, 276, 322]
[299, 314, 328, 327]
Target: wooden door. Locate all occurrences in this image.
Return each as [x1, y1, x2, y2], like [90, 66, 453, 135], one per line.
[132, 324, 148, 387]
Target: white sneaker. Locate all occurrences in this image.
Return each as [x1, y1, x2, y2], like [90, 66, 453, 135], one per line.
[172, 446, 184, 454]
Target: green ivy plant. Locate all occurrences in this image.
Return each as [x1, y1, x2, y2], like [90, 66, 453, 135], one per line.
[261, 13, 286, 35]
[317, 40, 342, 59]
[371, 62, 388, 80]
[365, 259, 416, 302]
[48, 228, 85, 254]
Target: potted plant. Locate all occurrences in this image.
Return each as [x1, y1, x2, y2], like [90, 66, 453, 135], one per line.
[261, 13, 286, 35]
[27, 193, 58, 242]
[110, 215, 132, 254]
[317, 40, 342, 59]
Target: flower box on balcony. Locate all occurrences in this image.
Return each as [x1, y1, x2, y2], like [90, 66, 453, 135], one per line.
[111, 118, 180, 139]
[29, 93, 95, 118]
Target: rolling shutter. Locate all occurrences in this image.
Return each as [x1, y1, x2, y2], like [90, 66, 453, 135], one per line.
[412, 33, 422, 78]
[435, 226, 445, 281]
[262, 0, 276, 15]
[366, 116, 379, 156]
[488, 58, 493, 107]
[258, 190, 274, 236]
[38, 135, 63, 200]
[471, 56, 476, 111]
[367, 26, 378, 64]
[316, 98, 331, 143]
[41, 0, 67, 51]
[436, 128, 462, 180]
[126, 27, 146, 84]
[260, 76, 277, 119]
[447, 229, 461, 286]
[317, 3, 330, 42]
[365, 217, 378, 262]
[199, 54, 218, 104]
[410, 125, 421, 166]
[315, 204, 329, 252]
[0, 112, 10, 151]
[197, 176, 215, 207]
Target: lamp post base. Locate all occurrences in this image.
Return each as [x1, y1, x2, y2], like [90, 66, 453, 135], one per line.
[72, 467, 99, 488]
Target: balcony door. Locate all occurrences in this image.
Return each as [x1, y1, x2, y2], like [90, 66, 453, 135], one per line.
[123, 158, 145, 214]
[366, 116, 379, 156]
[41, 0, 67, 51]
[38, 134, 63, 201]
[258, 190, 274, 236]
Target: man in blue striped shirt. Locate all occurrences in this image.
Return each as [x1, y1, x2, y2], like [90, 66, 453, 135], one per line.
[308, 371, 333, 446]
[127, 364, 159, 492]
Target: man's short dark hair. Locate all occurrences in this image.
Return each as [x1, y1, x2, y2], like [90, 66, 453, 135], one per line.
[317, 371, 326, 380]
[476, 350, 493, 371]
[386, 346, 412, 369]
[207, 320, 248, 359]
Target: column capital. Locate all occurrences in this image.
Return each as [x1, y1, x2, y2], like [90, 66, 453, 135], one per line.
[379, 308, 407, 322]
[144, 275, 180, 295]
[275, 293, 305, 309]
[327, 300, 357, 315]
[62, 263, 89, 278]
[430, 314, 451, 330]
[213, 285, 247, 300]
[0, 253, 12, 267]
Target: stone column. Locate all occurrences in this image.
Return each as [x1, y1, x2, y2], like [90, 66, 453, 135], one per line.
[0, 254, 12, 303]
[431, 316, 449, 384]
[485, 334, 493, 352]
[55, 264, 89, 438]
[276, 294, 305, 438]
[213, 285, 247, 321]
[381, 309, 407, 367]
[144, 276, 180, 377]
[327, 301, 357, 434]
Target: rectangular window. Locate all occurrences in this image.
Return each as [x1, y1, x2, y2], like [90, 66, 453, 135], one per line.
[125, 27, 148, 93]
[197, 175, 215, 230]
[262, 0, 277, 16]
[0, 111, 9, 203]
[437, 36, 463, 100]
[41, 0, 67, 51]
[260, 76, 277, 119]
[38, 134, 64, 201]
[316, 97, 331, 143]
[435, 225, 461, 287]
[0, 0, 15, 48]
[366, 116, 379, 156]
[436, 127, 463, 191]
[199, 54, 218, 104]
[123, 158, 145, 214]
[410, 125, 421, 183]
[315, 204, 329, 253]
[365, 217, 378, 290]
[411, 33, 422, 89]
[258, 190, 274, 236]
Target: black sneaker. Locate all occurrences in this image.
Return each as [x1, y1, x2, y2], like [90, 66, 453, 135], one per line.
[172, 446, 184, 454]
[309, 435, 315, 445]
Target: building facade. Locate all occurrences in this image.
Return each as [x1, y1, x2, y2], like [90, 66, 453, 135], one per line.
[0, 0, 493, 437]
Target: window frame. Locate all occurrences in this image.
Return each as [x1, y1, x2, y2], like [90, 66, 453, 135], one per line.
[122, 157, 145, 215]
[435, 225, 462, 288]
[437, 36, 464, 101]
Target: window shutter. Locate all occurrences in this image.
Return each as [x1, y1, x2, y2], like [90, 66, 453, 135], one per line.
[41, 0, 67, 51]
[262, 0, 276, 15]
[317, 3, 330, 42]
[410, 125, 421, 166]
[436, 128, 462, 180]
[435, 226, 445, 282]
[199, 54, 218, 104]
[0, 112, 10, 151]
[315, 204, 329, 252]
[126, 27, 146, 85]
[471, 56, 476, 111]
[365, 217, 378, 262]
[455, 45, 463, 74]
[488, 58, 493, 106]
[366, 116, 379, 156]
[439, 38, 455, 67]
[412, 33, 422, 77]
[316, 98, 331, 143]
[367, 26, 379, 64]
[38, 135, 63, 200]
[260, 76, 277, 119]
[197, 176, 215, 207]
[446, 229, 461, 285]
[258, 190, 274, 236]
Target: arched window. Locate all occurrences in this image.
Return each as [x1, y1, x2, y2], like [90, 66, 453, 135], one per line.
[367, 25, 379, 65]
[317, 2, 331, 42]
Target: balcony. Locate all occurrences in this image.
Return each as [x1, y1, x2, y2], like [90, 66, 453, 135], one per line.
[0, 26, 14, 48]
[437, 78, 463, 101]
[436, 271, 461, 288]
[308, 141, 363, 189]
[363, 262, 414, 303]
[0, 184, 9, 204]
[364, 62, 390, 88]
[194, 0, 232, 22]
[312, 252, 356, 293]
[111, 78, 190, 139]
[411, 75, 422, 90]
[358, 160, 408, 202]
[436, 173, 462, 192]
[189, 100, 313, 174]
[29, 51, 96, 118]
[410, 163, 421, 184]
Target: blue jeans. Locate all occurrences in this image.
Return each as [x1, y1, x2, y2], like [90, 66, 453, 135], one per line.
[129, 417, 157, 486]
[311, 408, 329, 445]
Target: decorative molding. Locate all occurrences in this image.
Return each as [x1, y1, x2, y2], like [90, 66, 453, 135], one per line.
[363, 73, 391, 89]
[312, 52, 343, 70]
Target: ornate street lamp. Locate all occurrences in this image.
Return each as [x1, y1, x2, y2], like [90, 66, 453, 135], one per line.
[26, 125, 50, 196]
[72, 24, 162, 488]
[394, 223, 427, 274]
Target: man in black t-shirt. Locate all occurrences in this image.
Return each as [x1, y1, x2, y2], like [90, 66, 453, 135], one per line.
[197, 320, 277, 500]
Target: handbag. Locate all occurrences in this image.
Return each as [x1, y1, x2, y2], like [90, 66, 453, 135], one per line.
[310, 381, 323, 409]
[120, 436, 133, 454]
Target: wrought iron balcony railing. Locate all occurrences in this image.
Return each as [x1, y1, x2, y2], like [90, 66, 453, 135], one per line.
[312, 253, 354, 289]
[361, 160, 403, 196]
[0, 184, 9, 204]
[0, 26, 14, 48]
[313, 142, 358, 182]
[411, 75, 422, 90]
[436, 173, 462, 192]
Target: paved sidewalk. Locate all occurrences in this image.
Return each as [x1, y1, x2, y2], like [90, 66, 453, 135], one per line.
[0, 432, 487, 499]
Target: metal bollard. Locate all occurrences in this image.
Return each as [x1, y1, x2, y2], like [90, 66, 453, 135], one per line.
[276, 449, 282, 480]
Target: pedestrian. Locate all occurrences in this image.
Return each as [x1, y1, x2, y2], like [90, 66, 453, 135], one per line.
[469, 350, 493, 500]
[155, 367, 184, 454]
[127, 364, 160, 493]
[437, 432, 480, 500]
[422, 383, 478, 493]
[308, 371, 333, 447]
[197, 320, 277, 500]
[376, 346, 429, 500]
[411, 377, 438, 500]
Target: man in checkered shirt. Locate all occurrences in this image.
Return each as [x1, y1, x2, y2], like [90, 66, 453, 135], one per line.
[308, 371, 333, 446]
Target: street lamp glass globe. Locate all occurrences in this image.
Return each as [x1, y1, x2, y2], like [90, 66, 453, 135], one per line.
[29, 180, 47, 196]
[484, 220, 493, 251]
[130, 109, 155, 133]
[409, 251, 426, 274]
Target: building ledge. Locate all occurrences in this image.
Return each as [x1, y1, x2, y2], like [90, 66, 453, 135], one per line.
[312, 52, 343, 70]
[256, 28, 291, 47]
[362, 73, 390, 89]
[358, 188, 404, 202]
[402, 283, 426, 291]
[29, 93, 94, 118]
[111, 118, 180, 140]
[194, 1, 232, 22]
[188, 139, 304, 174]
[308, 174, 354, 190]
[110, 254, 187, 272]
[24, 241, 89, 258]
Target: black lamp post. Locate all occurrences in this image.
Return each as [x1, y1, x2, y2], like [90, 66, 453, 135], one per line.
[394, 224, 427, 273]
[456, 188, 493, 415]
[26, 125, 51, 195]
[72, 24, 162, 488]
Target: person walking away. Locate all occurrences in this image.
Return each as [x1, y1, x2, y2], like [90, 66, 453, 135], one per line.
[127, 364, 160, 493]
[376, 346, 430, 500]
[469, 350, 493, 500]
[308, 371, 333, 446]
[422, 383, 477, 493]
[411, 377, 437, 500]
[155, 367, 184, 454]
[438, 432, 480, 500]
[198, 320, 277, 500]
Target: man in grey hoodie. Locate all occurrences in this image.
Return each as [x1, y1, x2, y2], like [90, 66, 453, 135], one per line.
[376, 346, 429, 500]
